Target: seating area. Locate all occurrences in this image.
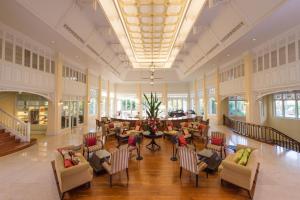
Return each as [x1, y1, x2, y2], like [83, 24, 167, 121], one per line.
[1, 0, 300, 200]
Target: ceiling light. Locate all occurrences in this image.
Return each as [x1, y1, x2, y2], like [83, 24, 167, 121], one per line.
[252, 38, 256, 41]
[150, 75, 154, 80]
[150, 81, 154, 85]
[50, 40, 55, 44]
[227, 54, 230, 57]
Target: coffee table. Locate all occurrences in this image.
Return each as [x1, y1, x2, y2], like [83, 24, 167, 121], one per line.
[143, 131, 163, 151]
[89, 149, 111, 173]
[197, 149, 222, 172]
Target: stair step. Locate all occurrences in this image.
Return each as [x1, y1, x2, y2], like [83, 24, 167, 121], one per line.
[0, 132, 11, 137]
[0, 138, 37, 157]
[0, 129, 5, 133]
[0, 135, 15, 142]
[0, 140, 19, 147]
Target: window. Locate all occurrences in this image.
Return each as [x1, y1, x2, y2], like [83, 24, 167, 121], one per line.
[32, 53, 38, 69]
[24, 49, 31, 67]
[5, 41, 13, 62]
[273, 92, 300, 119]
[0, 38, 2, 59]
[278, 46, 286, 65]
[288, 42, 296, 63]
[45, 59, 50, 72]
[264, 53, 269, 70]
[167, 94, 188, 112]
[271, 50, 277, 68]
[15, 45, 23, 65]
[39, 56, 44, 71]
[89, 89, 98, 115]
[258, 56, 263, 71]
[208, 97, 216, 115]
[51, 60, 55, 74]
[199, 98, 204, 115]
[228, 96, 246, 116]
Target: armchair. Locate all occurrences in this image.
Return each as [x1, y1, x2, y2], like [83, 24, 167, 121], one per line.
[83, 132, 104, 160]
[205, 131, 226, 159]
[102, 148, 130, 187]
[178, 146, 208, 187]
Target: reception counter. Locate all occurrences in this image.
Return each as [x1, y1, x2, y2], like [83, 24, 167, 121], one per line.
[110, 115, 197, 129]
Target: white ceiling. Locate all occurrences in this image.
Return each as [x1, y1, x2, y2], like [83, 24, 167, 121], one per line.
[0, 0, 298, 83]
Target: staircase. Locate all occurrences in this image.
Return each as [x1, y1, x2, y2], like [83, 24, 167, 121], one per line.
[223, 115, 300, 152]
[0, 108, 37, 157]
[0, 128, 36, 157]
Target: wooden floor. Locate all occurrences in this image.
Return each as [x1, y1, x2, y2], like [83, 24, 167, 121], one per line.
[65, 137, 250, 200]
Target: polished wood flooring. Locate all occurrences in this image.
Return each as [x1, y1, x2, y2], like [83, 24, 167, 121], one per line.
[66, 137, 250, 200]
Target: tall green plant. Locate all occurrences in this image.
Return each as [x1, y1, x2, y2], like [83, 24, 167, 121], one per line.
[143, 92, 161, 119]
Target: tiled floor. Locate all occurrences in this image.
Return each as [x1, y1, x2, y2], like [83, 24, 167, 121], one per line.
[0, 125, 300, 200]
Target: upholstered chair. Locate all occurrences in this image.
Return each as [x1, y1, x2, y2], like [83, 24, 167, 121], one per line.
[83, 132, 104, 160]
[205, 131, 226, 158]
[178, 146, 208, 187]
[102, 148, 129, 187]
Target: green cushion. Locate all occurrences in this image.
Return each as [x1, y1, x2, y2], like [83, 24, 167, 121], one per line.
[238, 150, 251, 166]
[233, 149, 244, 163]
[245, 148, 252, 153]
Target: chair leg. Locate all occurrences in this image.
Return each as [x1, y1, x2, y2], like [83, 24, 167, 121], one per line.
[61, 192, 65, 200]
[248, 190, 252, 199]
[180, 167, 182, 178]
[110, 175, 112, 187]
[206, 171, 208, 179]
[126, 168, 129, 181]
[224, 147, 227, 158]
[196, 174, 199, 187]
[220, 149, 222, 159]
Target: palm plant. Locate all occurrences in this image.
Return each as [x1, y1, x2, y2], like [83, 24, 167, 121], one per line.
[143, 92, 161, 119]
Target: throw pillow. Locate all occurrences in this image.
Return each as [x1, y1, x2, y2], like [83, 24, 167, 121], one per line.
[233, 148, 244, 163]
[109, 123, 114, 129]
[135, 125, 141, 131]
[128, 136, 136, 146]
[238, 150, 250, 166]
[211, 137, 223, 145]
[183, 128, 189, 135]
[178, 135, 187, 146]
[86, 136, 97, 147]
[64, 159, 73, 168]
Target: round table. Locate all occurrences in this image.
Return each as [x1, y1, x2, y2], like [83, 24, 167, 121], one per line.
[143, 131, 163, 151]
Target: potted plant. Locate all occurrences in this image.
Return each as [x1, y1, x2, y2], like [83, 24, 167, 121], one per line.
[143, 92, 161, 135]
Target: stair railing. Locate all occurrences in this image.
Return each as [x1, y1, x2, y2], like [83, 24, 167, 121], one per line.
[223, 115, 300, 152]
[0, 108, 30, 142]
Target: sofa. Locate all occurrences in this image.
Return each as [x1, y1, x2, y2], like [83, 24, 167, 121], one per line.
[220, 144, 260, 199]
[54, 152, 93, 199]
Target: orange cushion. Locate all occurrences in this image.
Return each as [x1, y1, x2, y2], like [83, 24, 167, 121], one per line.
[198, 124, 206, 130]
[178, 135, 187, 146]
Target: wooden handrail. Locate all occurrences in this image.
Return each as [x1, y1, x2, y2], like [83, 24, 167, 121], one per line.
[223, 115, 300, 152]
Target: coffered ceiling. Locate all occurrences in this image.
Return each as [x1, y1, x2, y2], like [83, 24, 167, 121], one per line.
[0, 0, 295, 83]
[99, 0, 205, 69]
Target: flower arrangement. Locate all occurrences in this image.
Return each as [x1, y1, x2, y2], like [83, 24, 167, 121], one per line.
[143, 92, 161, 135]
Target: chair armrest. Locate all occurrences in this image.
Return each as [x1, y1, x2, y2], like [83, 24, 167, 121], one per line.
[60, 162, 91, 178]
[221, 160, 251, 176]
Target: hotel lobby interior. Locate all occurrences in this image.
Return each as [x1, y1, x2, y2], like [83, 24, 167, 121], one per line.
[1, 0, 300, 199]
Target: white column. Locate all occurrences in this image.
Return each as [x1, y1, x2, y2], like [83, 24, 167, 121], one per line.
[47, 53, 63, 135]
[106, 80, 110, 117]
[215, 68, 222, 125]
[194, 80, 199, 115]
[97, 75, 102, 118]
[84, 69, 90, 132]
[244, 52, 255, 123]
[162, 83, 168, 116]
[202, 75, 208, 119]
[136, 83, 142, 118]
